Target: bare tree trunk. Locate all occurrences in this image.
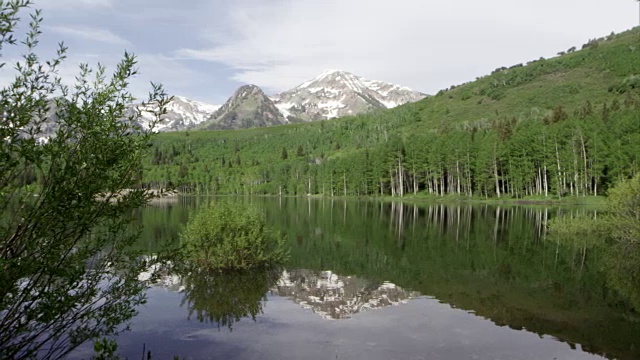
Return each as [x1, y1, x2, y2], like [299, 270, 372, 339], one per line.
[390, 166, 396, 197]
[494, 153, 501, 198]
[456, 159, 461, 194]
[580, 132, 589, 196]
[573, 137, 580, 197]
[543, 163, 548, 197]
[398, 158, 404, 197]
[555, 141, 562, 197]
[467, 153, 473, 197]
[343, 173, 347, 197]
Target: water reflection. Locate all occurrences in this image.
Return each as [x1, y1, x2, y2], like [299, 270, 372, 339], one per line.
[272, 269, 419, 319]
[151, 267, 418, 324]
[136, 198, 640, 359]
[178, 267, 281, 330]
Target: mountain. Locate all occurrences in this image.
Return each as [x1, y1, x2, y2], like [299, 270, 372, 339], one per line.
[199, 85, 286, 130]
[133, 96, 220, 132]
[271, 69, 427, 121]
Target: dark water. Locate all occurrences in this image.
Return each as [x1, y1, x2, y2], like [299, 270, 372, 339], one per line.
[76, 197, 640, 360]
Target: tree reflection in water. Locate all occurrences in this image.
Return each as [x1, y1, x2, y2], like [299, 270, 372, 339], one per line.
[178, 266, 281, 330]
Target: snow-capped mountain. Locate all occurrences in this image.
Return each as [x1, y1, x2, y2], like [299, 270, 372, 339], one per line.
[134, 70, 425, 131]
[133, 96, 220, 132]
[271, 69, 427, 122]
[199, 85, 286, 130]
[19, 70, 425, 135]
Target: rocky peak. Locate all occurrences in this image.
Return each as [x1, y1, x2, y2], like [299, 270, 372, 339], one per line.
[199, 84, 285, 130]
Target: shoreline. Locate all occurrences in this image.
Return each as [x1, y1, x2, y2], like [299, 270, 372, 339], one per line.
[173, 193, 607, 207]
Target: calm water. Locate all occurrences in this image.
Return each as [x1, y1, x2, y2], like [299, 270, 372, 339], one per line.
[76, 197, 640, 360]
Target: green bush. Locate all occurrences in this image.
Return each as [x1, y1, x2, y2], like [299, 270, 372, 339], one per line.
[616, 74, 640, 94]
[605, 173, 640, 245]
[181, 201, 288, 269]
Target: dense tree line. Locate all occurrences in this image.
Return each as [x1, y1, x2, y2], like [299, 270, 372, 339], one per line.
[142, 95, 640, 198]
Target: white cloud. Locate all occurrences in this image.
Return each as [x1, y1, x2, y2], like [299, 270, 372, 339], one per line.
[37, 0, 112, 8]
[47, 25, 130, 46]
[131, 54, 205, 99]
[65, 53, 205, 102]
[176, 0, 639, 94]
[1, 51, 204, 103]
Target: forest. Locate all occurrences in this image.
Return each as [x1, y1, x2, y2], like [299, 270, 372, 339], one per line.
[142, 28, 640, 199]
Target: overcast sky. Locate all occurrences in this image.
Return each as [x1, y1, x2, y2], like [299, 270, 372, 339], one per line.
[2, 0, 638, 104]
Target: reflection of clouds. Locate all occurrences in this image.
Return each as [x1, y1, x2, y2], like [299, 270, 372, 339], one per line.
[272, 269, 420, 320]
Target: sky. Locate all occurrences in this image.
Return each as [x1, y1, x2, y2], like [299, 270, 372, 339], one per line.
[1, 0, 638, 105]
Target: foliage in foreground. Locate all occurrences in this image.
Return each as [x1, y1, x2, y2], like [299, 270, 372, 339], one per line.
[0, 1, 169, 359]
[181, 201, 289, 270]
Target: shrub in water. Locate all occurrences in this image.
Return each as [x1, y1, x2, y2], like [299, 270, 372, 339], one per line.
[181, 201, 288, 270]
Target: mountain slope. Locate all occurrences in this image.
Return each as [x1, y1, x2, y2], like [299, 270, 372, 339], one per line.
[272, 69, 427, 121]
[144, 28, 640, 199]
[134, 96, 220, 132]
[199, 85, 286, 130]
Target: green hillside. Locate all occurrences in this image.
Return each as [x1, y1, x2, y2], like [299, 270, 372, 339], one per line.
[143, 28, 640, 198]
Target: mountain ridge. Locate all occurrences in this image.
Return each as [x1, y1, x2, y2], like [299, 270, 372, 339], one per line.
[133, 95, 220, 132]
[138, 70, 426, 131]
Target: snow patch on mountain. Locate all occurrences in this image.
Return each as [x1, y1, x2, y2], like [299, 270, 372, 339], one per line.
[271, 70, 426, 121]
[134, 96, 220, 132]
[275, 102, 294, 121]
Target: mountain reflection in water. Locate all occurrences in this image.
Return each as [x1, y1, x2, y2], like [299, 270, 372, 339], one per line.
[150, 267, 418, 325]
[273, 269, 419, 319]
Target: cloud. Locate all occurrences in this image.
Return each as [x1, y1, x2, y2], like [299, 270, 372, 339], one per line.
[47, 25, 130, 46]
[1, 51, 205, 103]
[176, 0, 639, 94]
[37, 0, 112, 9]
[62, 53, 205, 102]
[131, 54, 206, 99]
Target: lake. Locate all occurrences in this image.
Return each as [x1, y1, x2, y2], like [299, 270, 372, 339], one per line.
[74, 197, 640, 359]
